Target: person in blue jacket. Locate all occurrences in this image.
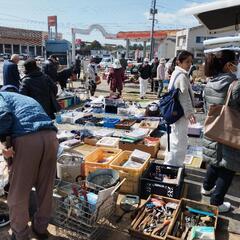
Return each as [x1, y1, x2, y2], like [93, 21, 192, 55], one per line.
[0, 92, 58, 240]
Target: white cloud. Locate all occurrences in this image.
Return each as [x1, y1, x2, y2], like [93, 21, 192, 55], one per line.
[145, 0, 240, 29]
[144, 9, 198, 29]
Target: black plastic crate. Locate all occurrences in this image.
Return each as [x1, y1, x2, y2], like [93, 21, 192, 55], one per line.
[140, 163, 184, 199]
[105, 105, 118, 114]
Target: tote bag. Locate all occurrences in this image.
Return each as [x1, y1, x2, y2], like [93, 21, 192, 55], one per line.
[204, 82, 240, 149]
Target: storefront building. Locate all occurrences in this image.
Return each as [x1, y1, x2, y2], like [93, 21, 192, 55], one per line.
[0, 26, 62, 57]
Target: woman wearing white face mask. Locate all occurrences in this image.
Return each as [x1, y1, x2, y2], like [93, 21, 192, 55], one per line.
[202, 50, 240, 213]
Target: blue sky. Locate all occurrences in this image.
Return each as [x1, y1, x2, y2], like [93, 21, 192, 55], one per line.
[0, 0, 223, 44]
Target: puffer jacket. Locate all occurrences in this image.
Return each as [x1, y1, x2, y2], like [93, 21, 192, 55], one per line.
[19, 71, 58, 119]
[0, 92, 57, 140]
[42, 59, 58, 82]
[203, 73, 240, 172]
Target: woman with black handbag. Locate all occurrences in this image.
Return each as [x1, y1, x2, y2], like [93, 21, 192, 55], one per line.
[202, 50, 240, 213]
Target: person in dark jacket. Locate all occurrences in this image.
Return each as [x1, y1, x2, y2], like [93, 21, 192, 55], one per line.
[119, 53, 128, 70]
[0, 92, 58, 240]
[75, 55, 81, 79]
[57, 67, 77, 90]
[42, 55, 59, 82]
[138, 58, 152, 99]
[202, 50, 240, 213]
[3, 54, 21, 89]
[20, 59, 58, 119]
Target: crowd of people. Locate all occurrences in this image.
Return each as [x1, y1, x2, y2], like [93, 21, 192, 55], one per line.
[0, 49, 240, 239]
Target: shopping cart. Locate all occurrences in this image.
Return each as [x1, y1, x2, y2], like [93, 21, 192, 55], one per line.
[52, 180, 116, 239]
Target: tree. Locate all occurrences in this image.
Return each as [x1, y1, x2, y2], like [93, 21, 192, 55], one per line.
[130, 43, 143, 50]
[90, 40, 102, 50]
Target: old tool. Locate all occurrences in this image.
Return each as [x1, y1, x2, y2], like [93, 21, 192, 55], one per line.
[152, 219, 171, 236]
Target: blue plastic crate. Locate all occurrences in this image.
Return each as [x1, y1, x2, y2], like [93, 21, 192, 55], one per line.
[103, 118, 120, 128]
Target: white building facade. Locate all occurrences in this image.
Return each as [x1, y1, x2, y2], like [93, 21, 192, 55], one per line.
[175, 25, 237, 63]
[157, 37, 176, 59]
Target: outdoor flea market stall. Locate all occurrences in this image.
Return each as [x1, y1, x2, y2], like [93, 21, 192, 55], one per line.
[36, 79, 213, 240]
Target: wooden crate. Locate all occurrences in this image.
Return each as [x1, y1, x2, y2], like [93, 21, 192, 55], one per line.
[129, 195, 180, 240]
[167, 198, 218, 240]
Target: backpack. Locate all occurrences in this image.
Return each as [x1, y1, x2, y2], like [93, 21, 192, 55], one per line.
[159, 72, 184, 152]
[159, 72, 184, 124]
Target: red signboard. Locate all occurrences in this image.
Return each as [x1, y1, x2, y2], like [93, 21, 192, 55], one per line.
[48, 16, 57, 27]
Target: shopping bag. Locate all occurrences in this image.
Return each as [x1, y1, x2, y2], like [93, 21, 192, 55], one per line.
[204, 82, 240, 149]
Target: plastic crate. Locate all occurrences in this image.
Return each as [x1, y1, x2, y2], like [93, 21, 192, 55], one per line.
[103, 118, 120, 128]
[105, 105, 118, 114]
[84, 147, 122, 176]
[140, 163, 184, 199]
[110, 151, 150, 194]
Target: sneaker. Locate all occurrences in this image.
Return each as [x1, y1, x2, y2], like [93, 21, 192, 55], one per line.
[201, 186, 215, 196]
[0, 213, 10, 227]
[218, 202, 231, 213]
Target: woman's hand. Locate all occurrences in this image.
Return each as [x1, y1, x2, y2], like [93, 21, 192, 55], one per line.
[2, 147, 15, 159]
[188, 114, 196, 125]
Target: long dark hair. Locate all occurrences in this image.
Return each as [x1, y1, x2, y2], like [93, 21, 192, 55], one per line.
[168, 50, 193, 75]
[204, 50, 236, 77]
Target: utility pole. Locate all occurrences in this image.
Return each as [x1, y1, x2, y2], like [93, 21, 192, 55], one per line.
[150, 0, 157, 60]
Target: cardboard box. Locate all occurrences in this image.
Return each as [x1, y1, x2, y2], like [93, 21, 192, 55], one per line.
[130, 195, 180, 240]
[119, 140, 160, 158]
[84, 137, 98, 146]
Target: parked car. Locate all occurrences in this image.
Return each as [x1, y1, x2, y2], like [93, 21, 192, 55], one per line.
[92, 55, 102, 64]
[3, 54, 10, 60]
[99, 57, 114, 69]
[0, 54, 4, 61]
